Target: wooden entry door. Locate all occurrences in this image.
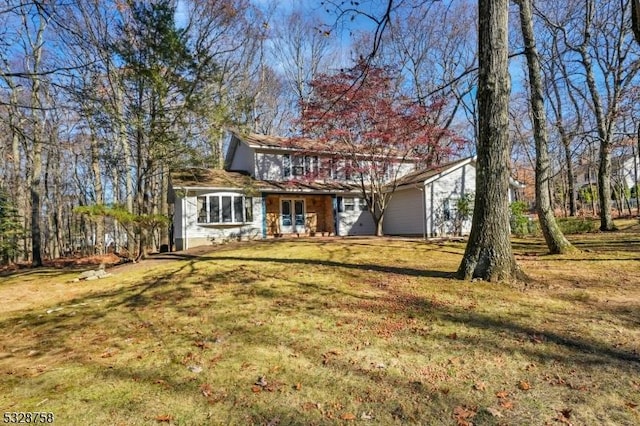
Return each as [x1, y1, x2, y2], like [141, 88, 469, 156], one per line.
[281, 199, 305, 233]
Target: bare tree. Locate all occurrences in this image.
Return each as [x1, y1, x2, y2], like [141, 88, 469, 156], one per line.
[515, 0, 573, 253]
[540, 0, 640, 230]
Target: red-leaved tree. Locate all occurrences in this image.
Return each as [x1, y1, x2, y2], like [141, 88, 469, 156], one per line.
[300, 60, 463, 235]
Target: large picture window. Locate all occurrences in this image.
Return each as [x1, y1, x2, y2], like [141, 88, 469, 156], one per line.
[197, 194, 253, 224]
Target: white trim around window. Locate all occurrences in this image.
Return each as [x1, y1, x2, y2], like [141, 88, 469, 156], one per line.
[197, 193, 253, 224]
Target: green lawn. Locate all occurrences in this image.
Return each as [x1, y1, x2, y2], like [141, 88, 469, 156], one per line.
[1, 223, 639, 425]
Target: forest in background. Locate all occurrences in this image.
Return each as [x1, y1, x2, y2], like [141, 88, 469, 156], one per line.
[1, 0, 639, 266]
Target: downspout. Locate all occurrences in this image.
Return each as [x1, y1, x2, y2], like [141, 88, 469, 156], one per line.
[262, 193, 267, 238]
[414, 183, 427, 240]
[429, 182, 435, 237]
[183, 194, 188, 251]
[332, 195, 338, 236]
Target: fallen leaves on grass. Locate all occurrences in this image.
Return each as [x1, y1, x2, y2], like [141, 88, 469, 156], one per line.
[495, 390, 509, 399]
[473, 382, 486, 391]
[200, 383, 212, 397]
[518, 380, 531, 391]
[193, 340, 210, 350]
[453, 405, 477, 426]
[301, 402, 321, 411]
[555, 408, 573, 425]
[485, 407, 503, 418]
[340, 412, 356, 420]
[322, 350, 340, 365]
[154, 414, 173, 423]
[499, 400, 514, 410]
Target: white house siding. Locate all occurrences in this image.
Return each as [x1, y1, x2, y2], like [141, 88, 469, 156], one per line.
[395, 162, 417, 179]
[383, 187, 425, 235]
[255, 152, 284, 180]
[173, 197, 183, 239]
[173, 191, 263, 250]
[621, 155, 640, 189]
[384, 162, 476, 237]
[228, 141, 255, 174]
[335, 197, 376, 236]
[427, 164, 475, 237]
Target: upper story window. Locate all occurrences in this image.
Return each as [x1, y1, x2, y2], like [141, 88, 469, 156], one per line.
[283, 154, 318, 178]
[197, 194, 253, 224]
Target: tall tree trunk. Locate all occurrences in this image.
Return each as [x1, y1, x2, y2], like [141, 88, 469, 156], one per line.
[8, 88, 28, 261]
[563, 141, 576, 216]
[633, 0, 640, 44]
[578, 1, 615, 231]
[457, 0, 522, 282]
[160, 165, 170, 248]
[637, 123, 640, 215]
[28, 16, 47, 267]
[516, 0, 573, 254]
[90, 134, 104, 254]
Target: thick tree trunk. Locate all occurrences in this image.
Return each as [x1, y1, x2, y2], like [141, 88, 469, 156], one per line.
[597, 142, 614, 229]
[517, 0, 573, 254]
[457, 0, 522, 282]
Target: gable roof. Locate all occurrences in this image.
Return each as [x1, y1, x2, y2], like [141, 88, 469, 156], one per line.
[228, 128, 331, 152]
[226, 128, 420, 162]
[394, 157, 476, 189]
[170, 168, 362, 195]
[170, 168, 257, 190]
[393, 156, 525, 190]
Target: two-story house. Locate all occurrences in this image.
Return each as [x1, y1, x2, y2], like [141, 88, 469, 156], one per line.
[169, 130, 509, 250]
[169, 130, 407, 249]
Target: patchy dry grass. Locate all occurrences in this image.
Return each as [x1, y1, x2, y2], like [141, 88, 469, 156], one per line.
[1, 222, 639, 425]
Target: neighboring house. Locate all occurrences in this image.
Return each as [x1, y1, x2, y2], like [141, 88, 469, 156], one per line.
[574, 154, 640, 195]
[383, 157, 523, 237]
[169, 131, 523, 249]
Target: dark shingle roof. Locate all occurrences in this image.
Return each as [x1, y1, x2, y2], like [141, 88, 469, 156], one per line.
[170, 168, 257, 189]
[394, 157, 475, 188]
[170, 168, 361, 194]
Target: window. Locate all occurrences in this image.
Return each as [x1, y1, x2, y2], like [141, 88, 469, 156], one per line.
[339, 197, 367, 213]
[221, 196, 232, 222]
[283, 154, 318, 178]
[283, 155, 291, 178]
[197, 197, 207, 223]
[443, 198, 458, 221]
[196, 195, 252, 224]
[321, 157, 336, 179]
[344, 197, 356, 212]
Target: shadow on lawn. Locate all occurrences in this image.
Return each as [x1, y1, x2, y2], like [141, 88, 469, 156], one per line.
[2, 247, 640, 424]
[185, 255, 455, 279]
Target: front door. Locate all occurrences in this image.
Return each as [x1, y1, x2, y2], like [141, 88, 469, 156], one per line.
[281, 199, 305, 233]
